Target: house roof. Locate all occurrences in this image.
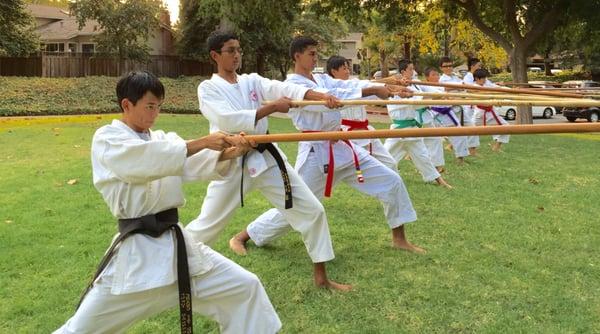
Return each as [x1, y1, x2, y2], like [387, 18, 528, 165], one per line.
[36, 18, 101, 41]
[28, 4, 70, 20]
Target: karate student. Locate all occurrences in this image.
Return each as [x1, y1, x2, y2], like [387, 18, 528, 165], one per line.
[53, 71, 281, 334]
[325, 55, 399, 171]
[185, 31, 351, 291]
[462, 57, 484, 155]
[424, 66, 469, 164]
[472, 68, 510, 152]
[383, 61, 452, 188]
[235, 36, 425, 256]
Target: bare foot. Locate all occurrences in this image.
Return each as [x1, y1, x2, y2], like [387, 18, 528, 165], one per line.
[491, 142, 502, 152]
[315, 279, 353, 292]
[456, 157, 464, 165]
[469, 147, 478, 156]
[436, 166, 446, 173]
[445, 144, 454, 151]
[392, 240, 427, 254]
[229, 235, 248, 256]
[436, 177, 453, 189]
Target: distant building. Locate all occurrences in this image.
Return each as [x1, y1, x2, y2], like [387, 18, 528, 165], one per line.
[318, 33, 363, 74]
[27, 4, 176, 56]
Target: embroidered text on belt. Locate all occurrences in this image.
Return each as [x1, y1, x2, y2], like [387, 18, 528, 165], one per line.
[241, 142, 293, 209]
[302, 130, 364, 197]
[476, 105, 503, 126]
[431, 106, 460, 126]
[78, 208, 193, 334]
[341, 118, 373, 154]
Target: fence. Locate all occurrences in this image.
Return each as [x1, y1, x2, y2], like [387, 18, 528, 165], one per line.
[0, 53, 215, 78]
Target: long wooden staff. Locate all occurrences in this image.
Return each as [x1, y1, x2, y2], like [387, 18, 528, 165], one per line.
[374, 77, 583, 98]
[246, 123, 600, 143]
[282, 99, 600, 108]
[413, 91, 582, 101]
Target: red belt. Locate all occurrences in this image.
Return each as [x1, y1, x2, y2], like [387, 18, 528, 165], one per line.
[341, 119, 372, 154]
[302, 130, 364, 197]
[476, 105, 503, 126]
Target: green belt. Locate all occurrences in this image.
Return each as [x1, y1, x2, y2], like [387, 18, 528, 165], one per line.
[415, 107, 428, 125]
[393, 119, 422, 129]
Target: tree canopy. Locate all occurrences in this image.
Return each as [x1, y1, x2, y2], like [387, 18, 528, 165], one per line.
[0, 0, 39, 56]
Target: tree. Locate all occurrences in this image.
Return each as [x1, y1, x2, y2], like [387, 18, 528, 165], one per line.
[69, 0, 163, 62]
[0, 0, 40, 56]
[446, 0, 576, 124]
[177, 0, 347, 77]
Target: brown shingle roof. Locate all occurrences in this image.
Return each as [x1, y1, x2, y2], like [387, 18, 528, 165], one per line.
[27, 4, 70, 20]
[36, 18, 101, 40]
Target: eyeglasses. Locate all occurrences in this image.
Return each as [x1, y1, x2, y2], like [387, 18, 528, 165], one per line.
[441, 64, 453, 68]
[219, 47, 244, 55]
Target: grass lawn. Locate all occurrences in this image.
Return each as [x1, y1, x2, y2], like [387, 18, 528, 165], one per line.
[1, 114, 599, 333]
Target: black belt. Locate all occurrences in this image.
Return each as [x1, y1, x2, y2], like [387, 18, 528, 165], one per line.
[240, 142, 293, 209]
[78, 208, 193, 334]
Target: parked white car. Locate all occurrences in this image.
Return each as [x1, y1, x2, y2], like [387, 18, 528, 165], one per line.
[496, 106, 557, 120]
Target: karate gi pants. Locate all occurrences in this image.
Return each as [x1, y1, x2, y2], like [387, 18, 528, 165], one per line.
[435, 114, 469, 159]
[53, 247, 281, 334]
[246, 152, 417, 247]
[421, 122, 445, 167]
[462, 106, 481, 148]
[482, 110, 510, 144]
[384, 137, 441, 183]
[186, 162, 335, 264]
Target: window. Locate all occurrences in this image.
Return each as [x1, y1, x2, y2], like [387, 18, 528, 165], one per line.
[68, 43, 77, 53]
[82, 43, 95, 54]
[45, 43, 65, 52]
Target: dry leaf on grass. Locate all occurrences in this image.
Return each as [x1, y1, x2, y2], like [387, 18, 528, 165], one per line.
[67, 179, 78, 185]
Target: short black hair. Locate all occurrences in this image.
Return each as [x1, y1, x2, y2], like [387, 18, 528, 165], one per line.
[473, 68, 489, 80]
[290, 36, 318, 60]
[326, 55, 349, 76]
[398, 59, 413, 72]
[440, 56, 452, 66]
[468, 58, 481, 70]
[116, 71, 164, 111]
[424, 67, 438, 78]
[207, 30, 239, 53]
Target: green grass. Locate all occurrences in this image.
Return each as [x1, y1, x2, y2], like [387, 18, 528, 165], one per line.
[1, 114, 599, 333]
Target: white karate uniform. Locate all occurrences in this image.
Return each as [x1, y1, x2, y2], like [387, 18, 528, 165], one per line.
[339, 79, 397, 171]
[54, 120, 281, 334]
[186, 73, 335, 264]
[246, 73, 417, 247]
[426, 85, 469, 159]
[383, 95, 441, 183]
[473, 82, 510, 144]
[461, 72, 482, 148]
[410, 83, 445, 167]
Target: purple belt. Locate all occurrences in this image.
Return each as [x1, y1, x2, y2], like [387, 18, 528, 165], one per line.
[431, 106, 459, 126]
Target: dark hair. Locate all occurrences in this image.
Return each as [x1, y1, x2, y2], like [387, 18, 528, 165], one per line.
[473, 68, 489, 80]
[326, 55, 349, 76]
[423, 67, 438, 78]
[207, 30, 239, 53]
[116, 71, 164, 111]
[439, 56, 452, 66]
[289, 36, 318, 60]
[398, 59, 413, 72]
[468, 58, 481, 70]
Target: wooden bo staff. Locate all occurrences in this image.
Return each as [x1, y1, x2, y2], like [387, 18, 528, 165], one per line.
[373, 76, 584, 98]
[246, 123, 600, 144]
[412, 91, 581, 101]
[278, 99, 600, 107]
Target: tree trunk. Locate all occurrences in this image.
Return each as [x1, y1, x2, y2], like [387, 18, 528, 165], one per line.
[256, 53, 266, 76]
[511, 47, 532, 124]
[403, 40, 410, 60]
[380, 49, 388, 78]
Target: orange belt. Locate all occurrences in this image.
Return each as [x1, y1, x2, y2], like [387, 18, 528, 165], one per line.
[476, 105, 503, 126]
[341, 118, 373, 154]
[302, 130, 364, 197]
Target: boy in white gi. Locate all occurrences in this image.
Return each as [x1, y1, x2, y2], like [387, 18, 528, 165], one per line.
[325, 55, 399, 171]
[472, 68, 510, 152]
[233, 36, 425, 257]
[53, 71, 281, 334]
[384, 60, 452, 188]
[425, 65, 469, 164]
[462, 57, 484, 155]
[186, 31, 351, 291]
